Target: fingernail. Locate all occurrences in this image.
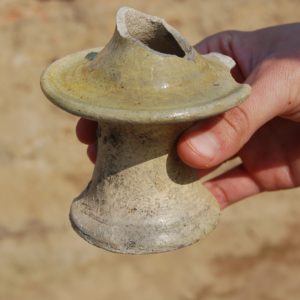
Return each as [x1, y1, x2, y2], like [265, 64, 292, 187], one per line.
[188, 131, 220, 161]
[204, 182, 227, 209]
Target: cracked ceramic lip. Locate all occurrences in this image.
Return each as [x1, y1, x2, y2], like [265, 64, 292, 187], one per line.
[40, 7, 251, 124]
[116, 6, 194, 60]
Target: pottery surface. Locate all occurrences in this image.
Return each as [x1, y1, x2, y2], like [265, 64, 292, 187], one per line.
[41, 7, 250, 254]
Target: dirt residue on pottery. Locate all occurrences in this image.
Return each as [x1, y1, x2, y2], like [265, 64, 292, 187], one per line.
[41, 7, 250, 254]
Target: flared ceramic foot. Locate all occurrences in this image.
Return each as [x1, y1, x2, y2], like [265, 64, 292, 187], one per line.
[70, 191, 220, 254]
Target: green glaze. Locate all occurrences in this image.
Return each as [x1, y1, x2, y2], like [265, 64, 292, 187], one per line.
[41, 7, 250, 124]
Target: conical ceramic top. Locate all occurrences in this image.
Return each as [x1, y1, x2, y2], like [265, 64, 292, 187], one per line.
[41, 7, 250, 123]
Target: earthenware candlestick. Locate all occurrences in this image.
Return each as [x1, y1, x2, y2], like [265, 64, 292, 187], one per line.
[41, 7, 250, 254]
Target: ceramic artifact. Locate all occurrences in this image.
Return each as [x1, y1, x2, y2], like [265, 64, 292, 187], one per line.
[41, 7, 251, 254]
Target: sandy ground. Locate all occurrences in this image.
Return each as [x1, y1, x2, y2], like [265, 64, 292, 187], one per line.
[1, 0, 300, 299]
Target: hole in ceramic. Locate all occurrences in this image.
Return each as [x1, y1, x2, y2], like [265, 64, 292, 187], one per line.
[124, 10, 185, 57]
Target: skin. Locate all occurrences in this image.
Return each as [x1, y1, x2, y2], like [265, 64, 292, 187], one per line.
[76, 23, 300, 209]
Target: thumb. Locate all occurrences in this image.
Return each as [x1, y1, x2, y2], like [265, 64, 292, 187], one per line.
[177, 61, 289, 169]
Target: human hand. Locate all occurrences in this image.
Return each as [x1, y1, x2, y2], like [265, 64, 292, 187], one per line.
[76, 23, 300, 209]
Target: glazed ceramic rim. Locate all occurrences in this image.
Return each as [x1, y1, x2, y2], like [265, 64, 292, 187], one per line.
[41, 48, 251, 124]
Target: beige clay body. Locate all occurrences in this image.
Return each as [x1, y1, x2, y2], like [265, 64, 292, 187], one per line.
[41, 7, 250, 254]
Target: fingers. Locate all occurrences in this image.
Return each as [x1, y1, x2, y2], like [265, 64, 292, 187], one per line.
[204, 165, 261, 209]
[87, 143, 97, 163]
[194, 30, 248, 82]
[177, 60, 287, 169]
[76, 118, 98, 144]
[238, 118, 300, 191]
[195, 31, 236, 55]
[76, 118, 98, 163]
[204, 118, 300, 208]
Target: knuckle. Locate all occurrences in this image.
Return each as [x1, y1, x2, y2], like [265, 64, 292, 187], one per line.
[280, 167, 297, 189]
[222, 106, 251, 143]
[210, 183, 230, 209]
[259, 167, 296, 191]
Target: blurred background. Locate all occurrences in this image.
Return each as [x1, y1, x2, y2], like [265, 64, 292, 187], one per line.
[1, 0, 300, 299]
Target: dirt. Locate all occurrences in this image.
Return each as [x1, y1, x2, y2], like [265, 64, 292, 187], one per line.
[0, 0, 300, 299]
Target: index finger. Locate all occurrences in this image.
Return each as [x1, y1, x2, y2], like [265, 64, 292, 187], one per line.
[76, 118, 98, 145]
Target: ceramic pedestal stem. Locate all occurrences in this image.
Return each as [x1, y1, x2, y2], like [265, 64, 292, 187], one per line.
[70, 121, 220, 254]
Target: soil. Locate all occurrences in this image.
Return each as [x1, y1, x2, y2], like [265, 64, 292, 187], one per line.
[1, 0, 300, 299]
